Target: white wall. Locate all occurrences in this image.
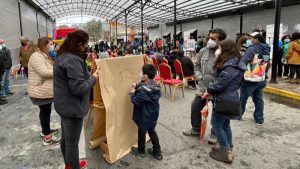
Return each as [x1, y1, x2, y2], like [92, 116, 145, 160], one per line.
[148, 4, 300, 41]
[0, 0, 54, 65]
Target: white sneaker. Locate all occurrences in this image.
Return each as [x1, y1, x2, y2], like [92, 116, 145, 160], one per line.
[42, 134, 61, 146]
[40, 128, 59, 137]
[256, 122, 264, 126]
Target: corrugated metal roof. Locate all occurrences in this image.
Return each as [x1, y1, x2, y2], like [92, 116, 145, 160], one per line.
[31, 0, 274, 27]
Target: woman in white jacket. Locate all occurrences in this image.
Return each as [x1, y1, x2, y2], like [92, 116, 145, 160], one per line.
[27, 36, 60, 145]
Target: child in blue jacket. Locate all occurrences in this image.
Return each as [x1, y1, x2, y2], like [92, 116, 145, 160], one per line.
[130, 64, 163, 160]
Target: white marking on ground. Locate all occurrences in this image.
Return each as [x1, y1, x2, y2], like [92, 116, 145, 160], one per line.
[79, 125, 86, 159]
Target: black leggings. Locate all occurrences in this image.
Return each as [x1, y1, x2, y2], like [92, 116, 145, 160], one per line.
[60, 117, 83, 169]
[289, 64, 300, 79]
[39, 103, 52, 136]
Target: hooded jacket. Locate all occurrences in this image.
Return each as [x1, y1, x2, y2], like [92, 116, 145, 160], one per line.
[53, 53, 96, 118]
[286, 39, 300, 65]
[207, 58, 244, 119]
[131, 80, 161, 130]
[239, 42, 270, 86]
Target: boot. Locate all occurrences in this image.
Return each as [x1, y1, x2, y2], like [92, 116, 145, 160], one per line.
[0, 98, 8, 105]
[209, 147, 234, 164]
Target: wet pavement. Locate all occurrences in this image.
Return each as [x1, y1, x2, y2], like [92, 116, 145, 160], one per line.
[0, 79, 300, 169]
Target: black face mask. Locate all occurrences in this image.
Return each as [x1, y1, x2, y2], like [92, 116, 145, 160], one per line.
[82, 47, 90, 60]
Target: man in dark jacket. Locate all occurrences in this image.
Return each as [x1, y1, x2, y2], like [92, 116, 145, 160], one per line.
[0, 43, 8, 105]
[177, 50, 196, 89]
[0, 39, 13, 99]
[239, 31, 270, 125]
[130, 64, 163, 160]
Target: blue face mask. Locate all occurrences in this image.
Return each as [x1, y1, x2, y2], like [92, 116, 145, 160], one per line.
[246, 39, 252, 47]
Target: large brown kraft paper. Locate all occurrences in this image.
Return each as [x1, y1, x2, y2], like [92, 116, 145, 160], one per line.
[92, 55, 144, 164]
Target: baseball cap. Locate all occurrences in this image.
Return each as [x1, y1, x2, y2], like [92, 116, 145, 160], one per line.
[248, 31, 261, 37]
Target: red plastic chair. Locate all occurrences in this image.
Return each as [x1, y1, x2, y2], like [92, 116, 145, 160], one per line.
[143, 55, 149, 64]
[162, 58, 168, 64]
[151, 57, 161, 82]
[174, 59, 197, 88]
[159, 63, 184, 101]
[151, 57, 159, 70]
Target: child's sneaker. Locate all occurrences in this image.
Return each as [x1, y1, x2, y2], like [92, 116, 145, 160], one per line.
[42, 134, 61, 146]
[131, 147, 146, 158]
[40, 128, 59, 137]
[64, 160, 87, 169]
[148, 148, 163, 160]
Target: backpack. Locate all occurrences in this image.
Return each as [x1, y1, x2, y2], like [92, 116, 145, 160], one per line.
[244, 54, 269, 82]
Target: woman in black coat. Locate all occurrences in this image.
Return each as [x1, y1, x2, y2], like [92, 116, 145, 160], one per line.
[203, 39, 244, 164]
[54, 30, 99, 169]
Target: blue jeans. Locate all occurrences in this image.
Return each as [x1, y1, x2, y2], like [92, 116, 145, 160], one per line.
[211, 113, 232, 148]
[240, 81, 266, 124]
[0, 69, 11, 97]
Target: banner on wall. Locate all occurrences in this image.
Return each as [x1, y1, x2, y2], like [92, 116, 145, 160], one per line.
[266, 24, 284, 59]
[183, 29, 196, 51]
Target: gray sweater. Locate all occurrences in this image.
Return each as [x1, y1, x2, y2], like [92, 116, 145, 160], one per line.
[194, 47, 216, 96]
[53, 53, 96, 118]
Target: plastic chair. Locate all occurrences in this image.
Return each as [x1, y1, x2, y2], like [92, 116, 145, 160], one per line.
[162, 58, 168, 64]
[159, 63, 184, 101]
[174, 59, 197, 87]
[151, 57, 159, 70]
[143, 55, 148, 64]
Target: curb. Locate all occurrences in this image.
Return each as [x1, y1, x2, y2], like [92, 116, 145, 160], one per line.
[264, 86, 300, 101]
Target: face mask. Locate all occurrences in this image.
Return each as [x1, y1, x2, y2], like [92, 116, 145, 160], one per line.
[48, 45, 55, 52]
[49, 51, 57, 59]
[206, 39, 217, 48]
[246, 39, 252, 47]
[215, 48, 222, 57]
[0, 44, 4, 50]
[284, 39, 290, 43]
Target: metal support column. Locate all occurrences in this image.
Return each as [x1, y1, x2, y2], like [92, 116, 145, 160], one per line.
[141, 0, 144, 54]
[240, 14, 243, 35]
[46, 17, 48, 36]
[115, 19, 118, 46]
[36, 12, 40, 38]
[173, 0, 177, 49]
[109, 21, 112, 45]
[18, 0, 23, 36]
[125, 10, 128, 43]
[211, 18, 214, 30]
[270, 0, 282, 84]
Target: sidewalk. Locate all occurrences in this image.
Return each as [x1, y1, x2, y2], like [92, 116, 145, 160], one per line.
[264, 77, 300, 101]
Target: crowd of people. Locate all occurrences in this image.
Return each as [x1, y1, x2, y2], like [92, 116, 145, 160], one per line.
[0, 26, 299, 168]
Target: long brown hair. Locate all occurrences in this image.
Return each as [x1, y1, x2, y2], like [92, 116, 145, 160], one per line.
[213, 38, 241, 71]
[237, 35, 248, 51]
[37, 37, 51, 58]
[57, 29, 89, 58]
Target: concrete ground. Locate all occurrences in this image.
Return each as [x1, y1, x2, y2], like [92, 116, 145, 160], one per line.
[1, 80, 300, 169]
[267, 77, 300, 95]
